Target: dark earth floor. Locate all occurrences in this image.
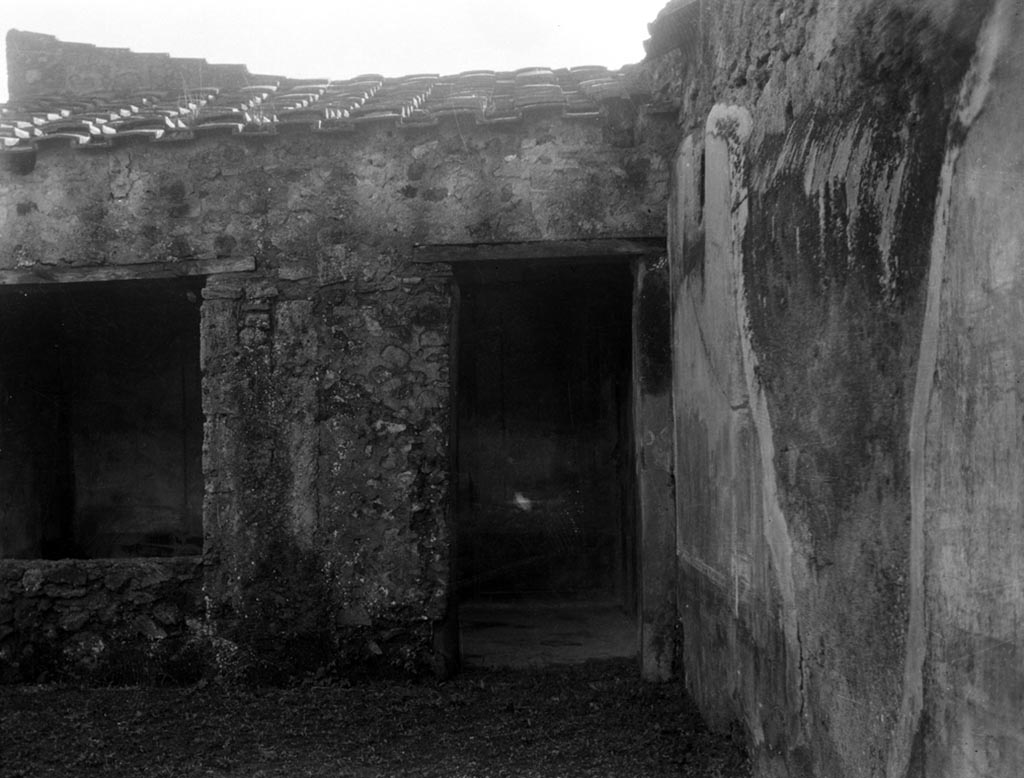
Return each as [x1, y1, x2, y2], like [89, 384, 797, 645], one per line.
[0, 658, 750, 777]
[459, 600, 636, 668]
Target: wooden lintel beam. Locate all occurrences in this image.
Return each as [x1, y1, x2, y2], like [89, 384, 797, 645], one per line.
[0, 257, 256, 285]
[412, 238, 665, 263]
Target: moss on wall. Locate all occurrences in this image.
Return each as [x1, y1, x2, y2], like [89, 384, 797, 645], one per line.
[655, 0, 1009, 775]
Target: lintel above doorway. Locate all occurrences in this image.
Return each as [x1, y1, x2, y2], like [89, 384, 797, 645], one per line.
[412, 238, 664, 264]
[0, 257, 255, 286]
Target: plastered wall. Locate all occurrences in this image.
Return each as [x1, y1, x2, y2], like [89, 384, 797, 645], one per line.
[657, 0, 1024, 775]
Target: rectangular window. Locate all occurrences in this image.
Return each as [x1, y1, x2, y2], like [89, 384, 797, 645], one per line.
[0, 279, 203, 559]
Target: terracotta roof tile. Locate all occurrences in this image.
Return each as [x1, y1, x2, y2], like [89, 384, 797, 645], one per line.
[1, 33, 646, 156]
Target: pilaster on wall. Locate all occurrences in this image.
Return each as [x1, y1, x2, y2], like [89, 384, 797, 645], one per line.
[670, 106, 803, 753]
[633, 256, 677, 681]
[198, 263, 454, 679]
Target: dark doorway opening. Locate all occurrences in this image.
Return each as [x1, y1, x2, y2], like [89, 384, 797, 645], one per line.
[0, 279, 204, 560]
[454, 259, 635, 665]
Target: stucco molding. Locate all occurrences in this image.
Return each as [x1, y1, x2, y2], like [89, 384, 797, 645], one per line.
[707, 103, 802, 744]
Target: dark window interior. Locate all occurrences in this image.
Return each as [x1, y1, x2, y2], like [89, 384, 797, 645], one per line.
[455, 260, 634, 602]
[0, 279, 203, 559]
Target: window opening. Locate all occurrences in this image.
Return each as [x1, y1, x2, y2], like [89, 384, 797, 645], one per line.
[0, 278, 204, 559]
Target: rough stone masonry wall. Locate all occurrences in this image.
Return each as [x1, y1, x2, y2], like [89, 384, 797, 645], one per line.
[198, 267, 454, 680]
[0, 558, 202, 683]
[647, 0, 1023, 776]
[0, 108, 671, 679]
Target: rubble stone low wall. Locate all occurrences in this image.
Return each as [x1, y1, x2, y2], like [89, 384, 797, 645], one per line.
[0, 557, 203, 683]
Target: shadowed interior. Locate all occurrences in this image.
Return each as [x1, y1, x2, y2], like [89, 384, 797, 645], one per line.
[454, 260, 634, 603]
[0, 279, 203, 559]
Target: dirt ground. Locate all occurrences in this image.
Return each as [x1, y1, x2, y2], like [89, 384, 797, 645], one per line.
[1, 658, 750, 777]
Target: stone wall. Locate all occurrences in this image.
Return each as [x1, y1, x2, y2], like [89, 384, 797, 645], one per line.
[5, 29, 260, 100]
[649, 0, 1024, 776]
[0, 115, 669, 264]
[0, 85, 671, 678]
[198, 266, 454, 678]
[0, 558, 202, 683]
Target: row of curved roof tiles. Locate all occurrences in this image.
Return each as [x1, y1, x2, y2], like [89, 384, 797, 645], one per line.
[1, 67, 635, 151]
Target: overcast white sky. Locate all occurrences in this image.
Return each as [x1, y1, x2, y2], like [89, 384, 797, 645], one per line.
[1, 0, 668, 102]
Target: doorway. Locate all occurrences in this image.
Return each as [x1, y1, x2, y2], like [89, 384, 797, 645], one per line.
[453, 259, 636, 665]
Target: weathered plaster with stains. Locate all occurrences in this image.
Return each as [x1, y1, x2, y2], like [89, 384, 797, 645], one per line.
[654, 0, 1021, 774]
[912, 1, 1024, 773]
[671, 106, 802, 761]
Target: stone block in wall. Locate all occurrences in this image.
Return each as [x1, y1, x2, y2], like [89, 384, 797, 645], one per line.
[200, 299, 240, 379]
